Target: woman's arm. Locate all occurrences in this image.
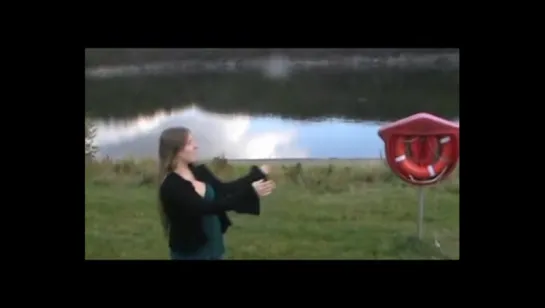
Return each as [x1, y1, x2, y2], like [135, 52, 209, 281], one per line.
[161, 173, 260, 219]
[194, 165, 267, 194]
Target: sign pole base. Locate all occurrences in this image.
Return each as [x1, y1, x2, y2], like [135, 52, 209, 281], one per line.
[417, 187, 425, 240]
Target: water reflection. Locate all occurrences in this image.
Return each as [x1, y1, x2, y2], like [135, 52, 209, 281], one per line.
[94, 106, 394, 160]
[85, 54, 459, 121]
[85, 53, 459, 79]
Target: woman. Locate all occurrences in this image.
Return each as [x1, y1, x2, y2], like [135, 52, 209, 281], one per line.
[158, 126, 276, 260]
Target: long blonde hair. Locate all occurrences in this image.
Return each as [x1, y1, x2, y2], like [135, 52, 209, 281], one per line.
[158, 127, 190, 235]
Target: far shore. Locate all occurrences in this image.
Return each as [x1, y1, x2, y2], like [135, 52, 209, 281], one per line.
[202, 158, 384, 165]
[94, 157, 386, 166]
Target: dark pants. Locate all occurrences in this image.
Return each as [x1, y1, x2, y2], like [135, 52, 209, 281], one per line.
[170, 251, 224, 260]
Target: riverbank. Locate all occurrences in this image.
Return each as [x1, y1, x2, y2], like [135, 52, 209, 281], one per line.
[202, 158, 385, 165]
[85, 158, 459, 259]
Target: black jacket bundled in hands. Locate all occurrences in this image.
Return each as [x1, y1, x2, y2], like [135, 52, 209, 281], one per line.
[159, 164, 267, 253]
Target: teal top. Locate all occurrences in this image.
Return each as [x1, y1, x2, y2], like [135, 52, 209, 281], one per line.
[170, 184, 225, 260]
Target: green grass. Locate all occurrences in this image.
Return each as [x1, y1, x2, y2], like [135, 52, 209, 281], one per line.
[85, 158, 459, 260]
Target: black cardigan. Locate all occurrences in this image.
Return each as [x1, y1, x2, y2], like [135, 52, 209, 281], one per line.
[159, 164, 267, 253]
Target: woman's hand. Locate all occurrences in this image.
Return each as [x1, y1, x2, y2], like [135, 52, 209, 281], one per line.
[259, 164, 271, 175]
[251, 179, 276, 197]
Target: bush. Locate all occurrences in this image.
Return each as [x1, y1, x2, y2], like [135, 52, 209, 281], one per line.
[85, 116, 98, 161]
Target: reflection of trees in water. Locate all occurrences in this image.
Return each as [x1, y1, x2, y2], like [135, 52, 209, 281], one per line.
[85, 48, 459, 67]
[85, 68, 458, 121]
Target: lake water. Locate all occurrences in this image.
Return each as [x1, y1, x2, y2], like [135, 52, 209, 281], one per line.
[85, 49, 459, 160]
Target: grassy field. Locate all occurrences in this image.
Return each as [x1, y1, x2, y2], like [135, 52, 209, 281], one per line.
[85, 158, 459, 260]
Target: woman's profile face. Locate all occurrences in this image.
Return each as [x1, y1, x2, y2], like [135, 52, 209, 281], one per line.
[178, 133, 199, 163]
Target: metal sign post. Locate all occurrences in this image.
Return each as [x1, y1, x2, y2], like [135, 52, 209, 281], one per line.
[417, 187, 425, 239]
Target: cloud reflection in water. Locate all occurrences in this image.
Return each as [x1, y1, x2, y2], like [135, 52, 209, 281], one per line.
[93, 107, 458, 160]
[94, 106, 309, 160]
